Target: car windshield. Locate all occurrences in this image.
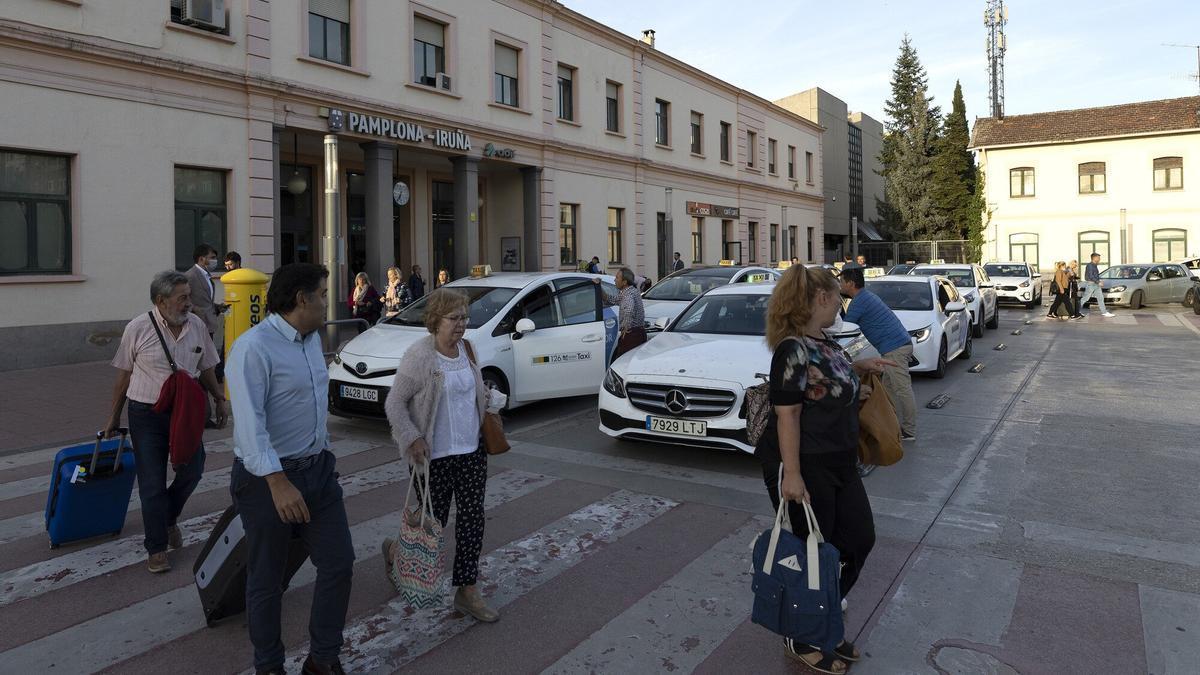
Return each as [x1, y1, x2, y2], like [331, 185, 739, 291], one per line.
[670, 294, 769, 336]
[1099, 266, 1150, 279]
[866, 281, 934, 311]
[644, 272, 736, 301]
[384, 286, 519, 329]
[984, 264, 1028, 277]
[912, 267, 974, 288]
[888, 264, 914, 275]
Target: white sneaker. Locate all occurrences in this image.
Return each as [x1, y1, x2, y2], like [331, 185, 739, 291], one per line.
[1101, 312, 1115, 317]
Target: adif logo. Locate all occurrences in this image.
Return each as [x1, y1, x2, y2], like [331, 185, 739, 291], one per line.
[777, 555, 803, 572]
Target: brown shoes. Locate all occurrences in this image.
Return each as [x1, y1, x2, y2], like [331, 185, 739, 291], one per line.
[453, 585, 499, 623]
[147, 551, 171, 573]
[167, 524, 183, 550]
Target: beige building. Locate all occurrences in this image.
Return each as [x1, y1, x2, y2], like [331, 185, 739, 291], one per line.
[0, 0, 824, 369]
[775, 88, 885, 262]
[971, 96, 1200, 271]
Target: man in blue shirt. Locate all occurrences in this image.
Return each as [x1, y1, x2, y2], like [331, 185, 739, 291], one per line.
[227, 263, 353, 675]
[840, 267, 918, 441]
[1077, 253, 1115, 317]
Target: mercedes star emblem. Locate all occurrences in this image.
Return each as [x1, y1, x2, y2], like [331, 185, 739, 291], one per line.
[665, 389, 688, 414]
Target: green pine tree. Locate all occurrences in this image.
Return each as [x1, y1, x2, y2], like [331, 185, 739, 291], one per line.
[879, 35, 942, 239]
[887, 87, 946, 239]
[931, 81, 977, 240]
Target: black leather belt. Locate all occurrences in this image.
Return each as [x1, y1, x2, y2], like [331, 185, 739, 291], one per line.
[280, 452, 322, 472]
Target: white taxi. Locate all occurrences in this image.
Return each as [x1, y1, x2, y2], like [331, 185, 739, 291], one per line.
[597, 282, 872, 454]
[329, 271, 618, 417]
[641, 264, 779, 332]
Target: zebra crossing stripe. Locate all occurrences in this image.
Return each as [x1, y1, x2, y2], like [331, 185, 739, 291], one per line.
[270, 490, 679, 674]
[0, 469, 556, 674]
[0, 438, 379, 546]
[542, 516, 768, 674]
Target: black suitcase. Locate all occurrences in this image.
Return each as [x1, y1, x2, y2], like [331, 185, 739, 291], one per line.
[193, 504, 309, 626]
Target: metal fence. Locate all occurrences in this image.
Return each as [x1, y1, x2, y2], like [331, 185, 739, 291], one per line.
[858, 240, 972, 268]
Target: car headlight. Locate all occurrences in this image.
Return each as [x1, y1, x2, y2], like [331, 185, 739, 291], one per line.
[1110, 285, 1126, 293]
[963, 292, 976, 303]
[909, 326, 932, 343]
[1019, 280, 1030, 287]
[602, 368, 626, 398]
[333, 353, 342, 365]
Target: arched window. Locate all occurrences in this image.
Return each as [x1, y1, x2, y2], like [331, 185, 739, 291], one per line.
[1078, 162, 1106, 194]
[1152, 228, 1187, 262]
[1078, 230, 1110, 265]
[1153, 157, 1183, 191]
[1009, 232, 1039, 267]
[1009, 167, 1035, 197]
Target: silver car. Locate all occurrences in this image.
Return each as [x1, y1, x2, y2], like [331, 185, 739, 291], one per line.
[1099, 263, 1196, 309]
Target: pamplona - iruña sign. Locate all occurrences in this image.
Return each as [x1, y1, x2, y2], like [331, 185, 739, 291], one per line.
[326, 108, 472, 151]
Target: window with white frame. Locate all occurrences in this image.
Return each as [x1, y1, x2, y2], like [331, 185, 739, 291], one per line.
[557, 64, 575, 122]
[690, 111, 703, 154]
[559, 204, 577, 265]
[805, 151, 813, 183]
[655, 99, 670, 146]
[787, 145, 796, 179]
[719, 122, 731, 162]
[308, 0, 351, 66]
[1153, 156, 1183, 191]
[413, 15, 446, 87]
[494, 43, 519, 107]
[607, 207, 623, 263]
[0, 150, 71, 275]
[747, 131, 757, 168]
[605, 81, 621, 132]
[768, 139, 777, 174]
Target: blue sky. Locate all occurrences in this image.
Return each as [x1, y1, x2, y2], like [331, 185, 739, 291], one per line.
[568, 0, 1200, 125]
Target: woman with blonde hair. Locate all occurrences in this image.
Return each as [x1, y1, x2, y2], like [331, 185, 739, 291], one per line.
[756, 264, 891, 674]
[382, 266, 410, 317]
[383, 289, 501, 623]
[348, 271, 381, 328]
[1047, 261, 1073, 320]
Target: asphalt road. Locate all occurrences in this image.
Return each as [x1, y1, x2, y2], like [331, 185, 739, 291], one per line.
[1, 304, 1197, 673]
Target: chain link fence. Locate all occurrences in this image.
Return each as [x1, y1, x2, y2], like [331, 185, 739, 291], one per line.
[858, 240, 972, 268]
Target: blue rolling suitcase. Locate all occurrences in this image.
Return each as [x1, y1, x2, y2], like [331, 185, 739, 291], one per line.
[44, 429, 137, 548]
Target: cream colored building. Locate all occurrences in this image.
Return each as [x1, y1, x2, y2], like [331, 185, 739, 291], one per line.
[0, 0, 824, 369]
[971, 96, 1200, 272]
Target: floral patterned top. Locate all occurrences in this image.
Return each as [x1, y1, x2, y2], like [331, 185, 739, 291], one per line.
[754, 334, 861, 466]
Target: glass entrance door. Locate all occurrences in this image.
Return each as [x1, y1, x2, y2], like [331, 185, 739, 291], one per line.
[656, 212, 667, 279]
[432, 181, 455, 280]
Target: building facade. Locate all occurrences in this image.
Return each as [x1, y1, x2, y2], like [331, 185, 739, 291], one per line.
[971, 96, 1200, 272]
[774, 88, 885, 261]
[0, 0, 824, 369]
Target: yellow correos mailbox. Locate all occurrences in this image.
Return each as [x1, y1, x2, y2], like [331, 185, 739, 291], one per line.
[222, 268, 269, 353]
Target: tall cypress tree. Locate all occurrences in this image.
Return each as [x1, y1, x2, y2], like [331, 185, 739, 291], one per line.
[879, 35, 942, 238]
[931, 81, 977, 239]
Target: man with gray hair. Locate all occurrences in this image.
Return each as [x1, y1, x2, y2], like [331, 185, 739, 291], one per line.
[104, 270, 226, 573]
[595, 267, 646, 360]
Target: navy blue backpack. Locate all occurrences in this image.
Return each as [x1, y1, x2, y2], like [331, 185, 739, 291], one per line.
[750, 485, 844, 653]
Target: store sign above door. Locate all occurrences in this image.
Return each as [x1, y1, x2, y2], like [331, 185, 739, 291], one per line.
[322, 108, 472, 151]
[686, 201, 739, 218]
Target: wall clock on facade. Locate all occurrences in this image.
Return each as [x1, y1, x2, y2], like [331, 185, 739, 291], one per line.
[392, 181, 410, 206]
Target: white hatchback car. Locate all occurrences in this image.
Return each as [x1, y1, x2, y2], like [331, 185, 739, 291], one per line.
[907, 263, 998, 337]
[329, 271, 619, 417]
[597, 282, 873, 454]
[983, 261, 1042, 309]
[865, 275, 972, 378]
[641, 265, 779, 332]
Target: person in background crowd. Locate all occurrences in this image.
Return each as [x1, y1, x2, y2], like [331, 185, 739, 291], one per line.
[226, 263, 354, 675]
[348, 272, 381, 328]
[383, 289, 500, 623]
[435, 269, 451, 289]
[840, 267, 916, 441]
[382, 266, 410, 318]
[587, 256, 602, 274]
[790, 256, 800, 268]
[758, 264, 888, 673]
[856, 254, 867, 267]
[1067, 260, 1084, 319]
[185, 243, 227, 394]
[638, 275, 653, 294]
[407, 264, 426, 301]
[105, 270, 225, 574]
[671, 252, 685, 272]
[595, 267, 647, 360]
[1078, 253, 1115, 317]
[1047, 261, 1074, 320]
[224, 251, 242, 272]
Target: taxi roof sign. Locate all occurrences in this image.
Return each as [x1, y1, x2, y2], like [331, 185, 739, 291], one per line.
[929, 259, 946, 265]
[718, 259, 736, 266]
[469, 264, 493, 278]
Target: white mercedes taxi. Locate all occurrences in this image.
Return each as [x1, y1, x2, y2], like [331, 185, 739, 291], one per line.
[597, 282, 873, 454]
[329, 271, 618, 418]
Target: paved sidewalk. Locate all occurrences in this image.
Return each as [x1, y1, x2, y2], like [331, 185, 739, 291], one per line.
[0, 361, 129, 455]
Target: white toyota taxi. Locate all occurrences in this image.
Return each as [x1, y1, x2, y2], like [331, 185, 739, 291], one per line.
[641, 264, 779, 332]
[597, 282, 873, 454]
[329, 270, 618, 418]
[866, 275, 972, 378]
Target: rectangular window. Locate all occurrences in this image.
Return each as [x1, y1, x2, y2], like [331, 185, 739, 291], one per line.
[805, 151, 813, 183]
[1009, 167, 1035, 197]
[494, 43, 519, 107]
[691, 216, 703, 263]
[0, 150, 71, 275]
[1154, 156, 1183, 190]
[308, 0, 351, 66]
[787, 145, 796, 179]
[690, 111, 703, 154]
[605, 81, 621, 132]
[559, 203, 577, 265]
[803, 226, 811, 261]
[770, 223, 778, 262]
[721, 219, 734, 262]
[174, 166, 227, 272]
[748, 222, 758, 262]
[719, 122, 731, 162]
[768, 139, 777, 174]
[1078, 230, 1110, 266]
[413, 15, 446, 87]
[557, 64, 574, 121]
[655, 99, 670, 146]
[1008, 233, 1039, 264]
[1078, 161, 1106, 194]
[747, 131, 757, 168]
[1152, 228, 1187, 262]
[607, 207, 623, 263]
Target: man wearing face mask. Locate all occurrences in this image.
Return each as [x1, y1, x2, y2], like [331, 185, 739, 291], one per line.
[186, 243, 229, 394]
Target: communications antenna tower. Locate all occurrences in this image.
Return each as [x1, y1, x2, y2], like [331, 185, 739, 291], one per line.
[985, 0, 1008, 118]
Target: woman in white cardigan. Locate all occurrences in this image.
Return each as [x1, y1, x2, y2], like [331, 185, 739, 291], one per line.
[382, 289, 498, 622]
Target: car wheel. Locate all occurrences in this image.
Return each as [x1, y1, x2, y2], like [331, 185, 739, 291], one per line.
[1130, 290, 1143, 310]
[1184, 288, 1195, 308]
[932, 339, 948, 379]
[481, 367, 510, 409]
[971, 313, 984, 338]
[958, 332, 973, 360]
[1194, 295, 1200, 315]
[985, 304, 999, 329]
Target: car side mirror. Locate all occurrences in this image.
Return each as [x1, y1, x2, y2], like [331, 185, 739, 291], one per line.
[653, 316, 670, 330]
[829, 321, 862, 339]
[515, 318, 536, 335]
[945, 301, 967, 313]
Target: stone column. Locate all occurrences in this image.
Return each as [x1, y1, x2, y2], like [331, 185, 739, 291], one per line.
[271, 125, 283, 268]
[362, 141, 396, 287]
[451, 156, 480, 277]
[520, 166, 542, 271]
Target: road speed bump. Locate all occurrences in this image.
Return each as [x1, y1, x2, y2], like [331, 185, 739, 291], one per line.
[1011, 329, 1023, 335]
[994, 343, 1007, 351]
[926, 393, 951, 409]
[1024, 320, 1034, 325]
[968, 363, 986, 373]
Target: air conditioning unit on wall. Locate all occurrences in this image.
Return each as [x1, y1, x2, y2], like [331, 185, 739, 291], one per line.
[436, 73, 452, 91]
[182, 0, 227, 32]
